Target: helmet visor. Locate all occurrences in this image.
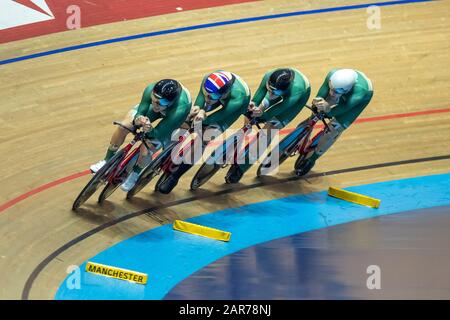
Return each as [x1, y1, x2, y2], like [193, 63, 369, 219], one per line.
[159, 98, 171, 106]
[332, 87, 348, 95]
[266, 83, 285, 96]
[202, 87, 222, 101]
[152, 92, 171, 107]
[329, 81, 350, 95]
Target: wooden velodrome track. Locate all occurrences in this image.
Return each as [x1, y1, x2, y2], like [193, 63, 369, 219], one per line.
[1, 0, 449, 299]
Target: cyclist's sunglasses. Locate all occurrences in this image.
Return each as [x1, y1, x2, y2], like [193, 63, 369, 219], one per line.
[266, 83, 285, 96]
[329, 82, 348, 95]
[332, 87, 347, 94]
[152, 93, 171, 107]
[202, 88, 222, 101]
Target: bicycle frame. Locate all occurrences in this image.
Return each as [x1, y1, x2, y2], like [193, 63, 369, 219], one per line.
[159, 123, 204, 173]
[292, 105, 331, 157]
[297, 115, 321, 155]
[207, 114, 262, 166]
[229, 123, 257, 165]
[106, 142, 141, 184]
[104, 122, 147, 183]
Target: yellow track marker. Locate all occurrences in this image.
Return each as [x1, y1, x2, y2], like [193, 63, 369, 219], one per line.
[85, 262, 148, 285]
[328, 187, 381, 208]
[173, 220, 231, 242]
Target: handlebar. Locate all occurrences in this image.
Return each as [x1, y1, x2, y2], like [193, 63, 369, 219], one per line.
[304, 104, 331, 131]
[113, 121, 151, 149]
[244, 110, 264, 129]
[113, 121, 138, 133]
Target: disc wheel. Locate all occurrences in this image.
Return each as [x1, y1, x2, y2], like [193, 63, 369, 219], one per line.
[256, 132, 304, 177]
[155, 170, 170, 192]
[190, 162, 222, 190]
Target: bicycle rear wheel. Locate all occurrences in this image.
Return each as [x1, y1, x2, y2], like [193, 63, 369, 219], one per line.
[155, 170, 171, 193]
[190, 162, 222, 190]
[257, 149, 290, 177]
[72, 150, 124, 210]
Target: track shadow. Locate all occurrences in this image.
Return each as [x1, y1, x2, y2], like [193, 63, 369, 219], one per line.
[125, 193, 183, 225]
[71, 200, 118, 224]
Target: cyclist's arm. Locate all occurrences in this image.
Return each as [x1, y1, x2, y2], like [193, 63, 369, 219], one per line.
[204, 94, 250, 131]
[262, 91, 305, 120]
[251, 71, 271, 106]
[193, 75, 208, 108]
[135, 84, 155, 118]
[327, 90, 367, 118]
[146, 102, 191, 143]
[316, 69, 337, 99]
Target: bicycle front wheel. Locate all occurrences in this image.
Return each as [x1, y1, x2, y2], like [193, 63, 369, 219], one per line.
[126, 146, 174, 199]
[98, 181, 121, 203]
[72, 150, 124, 210]
[294, 153, 315, 177]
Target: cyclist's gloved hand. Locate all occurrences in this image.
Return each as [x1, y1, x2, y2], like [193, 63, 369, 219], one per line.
[194, 110, 206, 123]
[248, 102, 263, 117]
[189, 105, 201, 118]
[248, 101, 256, 109]
[134, 115, 152, 132]
[313, 97, 332, 113]
[252, 107, 263, 117]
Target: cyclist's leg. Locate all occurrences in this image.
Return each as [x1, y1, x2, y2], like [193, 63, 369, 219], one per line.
[91, 105, 137, 173]
[260, 93, 310, 160]
[304, 93, 373, 164]
[225, 118, 279, 183]
[304, 118, 345, 163]
[158, 124, 221, 193]
[107, 106, 138, 159]
[227, 102, 304, 182]
[121, 138, 162, 191]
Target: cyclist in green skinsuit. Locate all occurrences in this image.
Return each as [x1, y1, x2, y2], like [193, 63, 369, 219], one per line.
[157, 70, 251, 194]
[296, 68, 374, 176]
[225, 67, 311, 183]
[90, 79, 192, 191]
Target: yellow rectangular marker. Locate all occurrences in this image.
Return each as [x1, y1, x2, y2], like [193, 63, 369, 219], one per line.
[173, 220, 231, 242]
[328, 187, 381, 208]
[85, 262, 148, 285]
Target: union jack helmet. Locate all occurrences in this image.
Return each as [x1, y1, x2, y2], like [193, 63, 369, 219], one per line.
[203, 71, 234, 100]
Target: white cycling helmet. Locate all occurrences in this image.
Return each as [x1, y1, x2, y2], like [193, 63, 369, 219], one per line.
[329, 69, 358, 94]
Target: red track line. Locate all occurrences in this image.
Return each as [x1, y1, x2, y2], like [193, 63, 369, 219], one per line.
[1, 106, 450, 214]
[0, 170, 89, 213]
[280, 107, 450, 135]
